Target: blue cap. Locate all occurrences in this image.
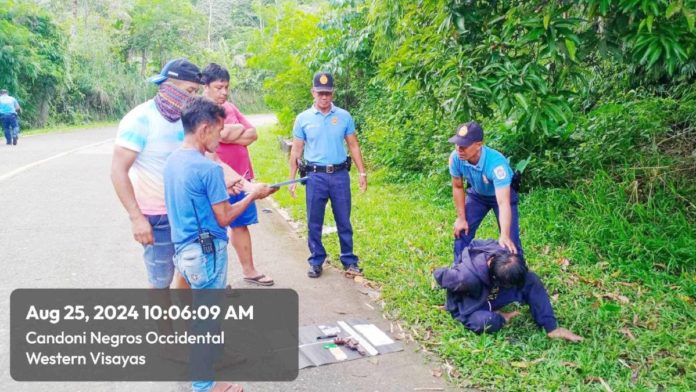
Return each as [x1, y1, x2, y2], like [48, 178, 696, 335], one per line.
[449, 121, 484, 147]
[312, 72, 334, 92]
[148, 58, 202, 85]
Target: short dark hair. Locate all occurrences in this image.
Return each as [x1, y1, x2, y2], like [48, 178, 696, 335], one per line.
[490, 251, 527, 289]
[201, 63, 230, 85]
[181, 97, 225, 134]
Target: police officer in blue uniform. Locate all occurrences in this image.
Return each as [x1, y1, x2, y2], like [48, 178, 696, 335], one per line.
[288, 72, 368, 278]
[449, 121, 522, 258]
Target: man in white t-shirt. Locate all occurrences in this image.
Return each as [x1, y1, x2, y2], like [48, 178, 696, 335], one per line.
[111, 59, 206, 289]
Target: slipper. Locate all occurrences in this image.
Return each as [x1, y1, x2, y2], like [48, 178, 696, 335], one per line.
[243, 274, 274, 286]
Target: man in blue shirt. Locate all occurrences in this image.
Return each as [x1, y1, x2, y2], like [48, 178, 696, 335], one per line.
[0, 89, 21, 145]
[449, 121, 523, 258]
[164, 97, 274, 392]
[288, 72, 367, 278]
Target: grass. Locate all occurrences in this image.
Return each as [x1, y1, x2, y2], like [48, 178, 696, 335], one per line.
[21, 121, 116, 136]
[250, 125, 695, 391]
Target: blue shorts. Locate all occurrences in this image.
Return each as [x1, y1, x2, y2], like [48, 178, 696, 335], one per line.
[142, 214, 175, 289]
[228, 192, 258, 228]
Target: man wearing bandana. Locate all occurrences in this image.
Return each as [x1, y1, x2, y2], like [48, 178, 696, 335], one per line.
[111, 59, 211, 290]
[449, 121, 523, 258]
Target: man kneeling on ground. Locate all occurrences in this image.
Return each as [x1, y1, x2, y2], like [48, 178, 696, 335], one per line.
[433, 239, 583, 342]
[164, 97, 275, 392]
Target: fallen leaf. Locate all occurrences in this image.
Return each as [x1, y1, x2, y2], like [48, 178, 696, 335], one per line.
[431, 368, 443, 378]
[561, 361, 579, 368]
[654, 263, 667, 270]
[542, 246, 550, 255]
[559, 258, 571, 270]
[679, 295, 693, 304]
[620, 327, 636, 340]
[687, 339, 696, 344]
[611, 271, 621, 278]
[511, 361, 532, 368]
[630, 368, 640, 384]
[434, 305, 446, 311]
[424, 328, 432, 341]
[603, 293, 630, 304]
[632, 314, 639, 326]
[551, 293, 559, 302]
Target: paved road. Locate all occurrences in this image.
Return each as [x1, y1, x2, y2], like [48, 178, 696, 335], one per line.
[0, 116, 449, 392]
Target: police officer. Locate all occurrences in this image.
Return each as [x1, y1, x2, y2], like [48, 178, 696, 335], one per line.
[449, 121, 522, 258]
[288, 72, 367, 278]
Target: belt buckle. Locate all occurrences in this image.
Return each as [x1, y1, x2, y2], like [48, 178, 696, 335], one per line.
[326, 164, 334, 174]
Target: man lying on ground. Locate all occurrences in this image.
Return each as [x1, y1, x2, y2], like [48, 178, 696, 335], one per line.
[433, 239, 583, 342]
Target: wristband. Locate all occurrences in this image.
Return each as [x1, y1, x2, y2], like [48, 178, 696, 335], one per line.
[359, 172, 367, 177]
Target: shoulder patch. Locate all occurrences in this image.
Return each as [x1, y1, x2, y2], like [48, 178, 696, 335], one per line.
[494, 165, 507, 180]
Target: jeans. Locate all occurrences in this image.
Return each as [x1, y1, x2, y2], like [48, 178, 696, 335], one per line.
[142, 214, 176, 289]
[305, 170, 358, 267]
[174, 238, 228, 392]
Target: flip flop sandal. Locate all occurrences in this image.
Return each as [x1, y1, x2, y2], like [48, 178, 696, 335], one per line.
[243, 274, 274, 286]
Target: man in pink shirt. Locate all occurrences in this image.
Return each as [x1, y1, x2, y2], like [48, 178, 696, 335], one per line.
[202, 63, 273, 286]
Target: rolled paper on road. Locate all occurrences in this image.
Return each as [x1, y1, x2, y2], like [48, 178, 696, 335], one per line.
[270, 177, 308, 188]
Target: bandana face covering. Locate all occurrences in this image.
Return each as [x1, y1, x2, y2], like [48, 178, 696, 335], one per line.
[154, 83, 192, 122]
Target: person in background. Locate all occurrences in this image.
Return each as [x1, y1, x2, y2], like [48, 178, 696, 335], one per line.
[0, 88, 21, 145]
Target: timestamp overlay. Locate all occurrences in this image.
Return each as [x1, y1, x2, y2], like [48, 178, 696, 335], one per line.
[10, 289, 298, 381]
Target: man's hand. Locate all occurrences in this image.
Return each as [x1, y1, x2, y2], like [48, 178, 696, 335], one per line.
[131, 215, 153, 245]
[454, 216, 469, 238]
[288, 183, 297, 198]
[498, 234, 518, 254]
[547, 327, 584, 343]
[498, 310, 521, 323]
[249, 183, 277, 200]
[358, 174, 367, 192]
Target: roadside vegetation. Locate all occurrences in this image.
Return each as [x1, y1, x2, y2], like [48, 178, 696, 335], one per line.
[1, 0, 266, 130]
[247, 0, 695, 390]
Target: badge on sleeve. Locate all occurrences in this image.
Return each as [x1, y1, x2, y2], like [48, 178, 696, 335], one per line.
[494, 165, 507, 180]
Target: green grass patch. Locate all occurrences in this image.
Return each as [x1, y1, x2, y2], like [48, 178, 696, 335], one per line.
[250, 125, 696, 391]
[21, 121, 116, 136]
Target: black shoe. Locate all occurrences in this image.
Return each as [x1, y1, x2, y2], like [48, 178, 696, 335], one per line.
[343, 264, 363, 277]
[12, 137, 17, 145]
[307, 265, 323, 278]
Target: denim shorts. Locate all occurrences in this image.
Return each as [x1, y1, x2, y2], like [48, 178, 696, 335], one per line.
[228, 192, 258, 228]
[174, 238, 228, 289]
[142, 214, 176, 289]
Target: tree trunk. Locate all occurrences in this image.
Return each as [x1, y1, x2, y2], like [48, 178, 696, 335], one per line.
[141, 50, 147, 76]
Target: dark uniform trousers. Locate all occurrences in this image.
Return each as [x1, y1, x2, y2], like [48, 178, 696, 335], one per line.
[454, 188, 523, 259]
[305, 169, 358, 267]
[464, 272, 557, 334]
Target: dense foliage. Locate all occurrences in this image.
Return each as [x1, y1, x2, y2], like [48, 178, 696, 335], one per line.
[249, 2, 695, 388]
[0, 0, 268, 128]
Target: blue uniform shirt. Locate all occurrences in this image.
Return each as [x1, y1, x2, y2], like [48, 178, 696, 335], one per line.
[292, 104, 355, 165]
[0, 95, 19, 115]
[449, 146, 513, 196]
[164, 148, 229, 252]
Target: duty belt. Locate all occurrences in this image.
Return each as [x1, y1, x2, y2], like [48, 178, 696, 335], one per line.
[308, 162, 348, 173]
